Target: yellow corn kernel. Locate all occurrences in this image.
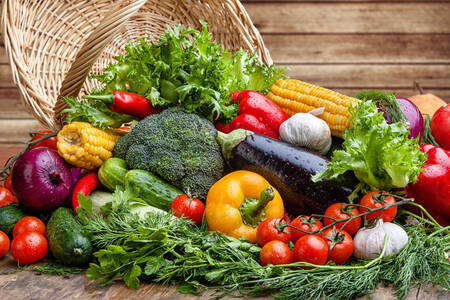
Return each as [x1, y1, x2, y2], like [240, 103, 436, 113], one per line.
[57, 122, 120, 170]
[268, 79, 360, 137]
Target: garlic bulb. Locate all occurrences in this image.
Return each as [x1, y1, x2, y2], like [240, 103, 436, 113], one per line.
[353, 219, 408, 259]
[279, 109, 332, 154]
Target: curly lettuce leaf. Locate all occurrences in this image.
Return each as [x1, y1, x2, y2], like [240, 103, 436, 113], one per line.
[312, 100, 427, 194]
[61, 97, 136, 129]
[90, 22, 284, 122]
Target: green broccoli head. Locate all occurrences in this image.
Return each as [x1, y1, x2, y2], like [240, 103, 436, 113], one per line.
[113, 107, 224, 199]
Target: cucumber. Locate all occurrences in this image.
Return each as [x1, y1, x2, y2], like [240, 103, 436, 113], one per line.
[125, 170, 182, 212]
[0, 204, 27, 236]
[46, 207, 92, 266]
[98, 157, 128, 191]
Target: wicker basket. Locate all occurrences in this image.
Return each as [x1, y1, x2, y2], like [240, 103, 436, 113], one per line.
[1, 0, 272, 130]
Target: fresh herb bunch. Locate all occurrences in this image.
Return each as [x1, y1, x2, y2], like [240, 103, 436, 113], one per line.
[77, 191, 449, 299]
[88, 22, 283, 123]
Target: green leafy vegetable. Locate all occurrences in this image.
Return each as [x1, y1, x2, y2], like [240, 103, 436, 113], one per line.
[61, 97, 136, 129]
[90, 22, 284, 122]
[356, 90, 407, 124]
[313, 100, 427, 197]
[77, 190, 449, 299]
[31, 262, 84, 275]
[422, 114, 440, 146]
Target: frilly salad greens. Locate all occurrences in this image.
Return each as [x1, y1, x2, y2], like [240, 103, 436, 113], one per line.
[313, 100, 427, 198]
[63, 22, 284, 128]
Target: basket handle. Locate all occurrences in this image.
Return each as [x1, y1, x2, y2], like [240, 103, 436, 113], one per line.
[54, 0, 148, 119]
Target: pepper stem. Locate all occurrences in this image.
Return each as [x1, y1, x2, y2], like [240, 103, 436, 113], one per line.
[83, 94, 115, 106]
[240, 187, 275, 227]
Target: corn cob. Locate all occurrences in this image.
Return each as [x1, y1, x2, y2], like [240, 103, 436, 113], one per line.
[57, 122, 120, 170]
[267, 79, 360, 137]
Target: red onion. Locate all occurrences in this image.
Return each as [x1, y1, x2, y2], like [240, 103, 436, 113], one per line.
[12, 148, 72, 212]
[396, 97, 424, 141]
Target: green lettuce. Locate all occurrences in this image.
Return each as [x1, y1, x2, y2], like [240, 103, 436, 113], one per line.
[312, 100, 427, 197]
[90, 22, 284, 123]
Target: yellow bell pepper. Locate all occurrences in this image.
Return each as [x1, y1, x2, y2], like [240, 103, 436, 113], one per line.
[205, 170, 284, 243]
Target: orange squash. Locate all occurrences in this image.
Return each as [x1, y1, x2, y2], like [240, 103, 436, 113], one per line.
[409, 82, 447, 117]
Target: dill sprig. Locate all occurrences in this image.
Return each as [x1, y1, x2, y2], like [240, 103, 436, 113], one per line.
[31, 262, 84, 275]
[78, 191, 449, 299]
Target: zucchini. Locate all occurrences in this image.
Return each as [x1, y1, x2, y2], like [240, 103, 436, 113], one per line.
[124, 170, 182, 211]
[217, 130, 359, 216]
[0, 204, 27, 236]
[98, 157, 128, 191]
[46, 207, 92, 266]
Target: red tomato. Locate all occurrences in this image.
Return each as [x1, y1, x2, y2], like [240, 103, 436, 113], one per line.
[13, 216, 46, 239]
[320, 228, 354, 265]
[0, 187, 16, 208]
[30, 130, 57, 150]
[4, 173, 14, 195]
[359, 191, 397, 222]
[324, 203, 361, 236]
[257, 217, 291, 247]
[431, 104, 450, 150]
[293, 235, 329, 265]
[0, 231, 10, 258]
[11, 232, 48, 264]
[171, 194, 205, 225]
[259, 240, 293, 266]
[289, 216, 323, 243]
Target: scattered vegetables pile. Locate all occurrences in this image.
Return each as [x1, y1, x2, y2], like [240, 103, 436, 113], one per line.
[0, 24, 449, 300]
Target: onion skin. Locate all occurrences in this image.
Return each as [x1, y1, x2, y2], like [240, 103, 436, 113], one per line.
[396, 97, 424, 141]
[12, 148, 72, 212]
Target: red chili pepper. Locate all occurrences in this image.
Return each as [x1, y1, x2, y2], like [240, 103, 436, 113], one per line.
[406, 144, 450, 226]
[86, 91, 161, 120]
[229, 90, 289, 139]
[72, 173, 99, 213]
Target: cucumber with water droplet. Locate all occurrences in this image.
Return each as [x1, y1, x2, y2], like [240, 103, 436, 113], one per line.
[46, 207, 92, 266]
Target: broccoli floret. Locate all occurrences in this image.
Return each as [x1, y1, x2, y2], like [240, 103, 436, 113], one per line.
[113, 107, 224, 199]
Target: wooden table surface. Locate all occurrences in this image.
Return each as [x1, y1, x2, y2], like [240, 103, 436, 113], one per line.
[0, 1, 449, 299]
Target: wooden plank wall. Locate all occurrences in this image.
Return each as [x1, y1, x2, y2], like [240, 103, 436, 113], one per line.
[0, 0, 449, 151]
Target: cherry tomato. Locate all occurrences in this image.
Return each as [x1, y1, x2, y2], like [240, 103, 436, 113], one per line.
[293, 235, 329, 265]
[0, 231, 10, 258]
[11, 231, 48, 264]
[0, 186, 16, 208]
[171, 194, 205, 225]
[324, 203, 361, 236]
[257, 217, 291, 247]
[4, 173, 14, 194]
[359, 191, 397, 222]
[30, 130, 57, 150]
[289, 216, 323, 243]
[320, 228, 354, 265]
[260, 240, 293, 266]
[13, 216, 46, 239]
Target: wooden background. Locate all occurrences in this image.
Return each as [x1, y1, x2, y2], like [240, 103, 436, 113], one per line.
[0, 1, 449, 151]
[0, 2, 449, 298]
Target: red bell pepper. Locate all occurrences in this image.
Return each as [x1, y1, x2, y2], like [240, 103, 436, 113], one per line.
[86, 91, 161, 120]
[72, 173, 99, 213]
[406, 144, 450, 226]
[228, 90, 289, 139]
